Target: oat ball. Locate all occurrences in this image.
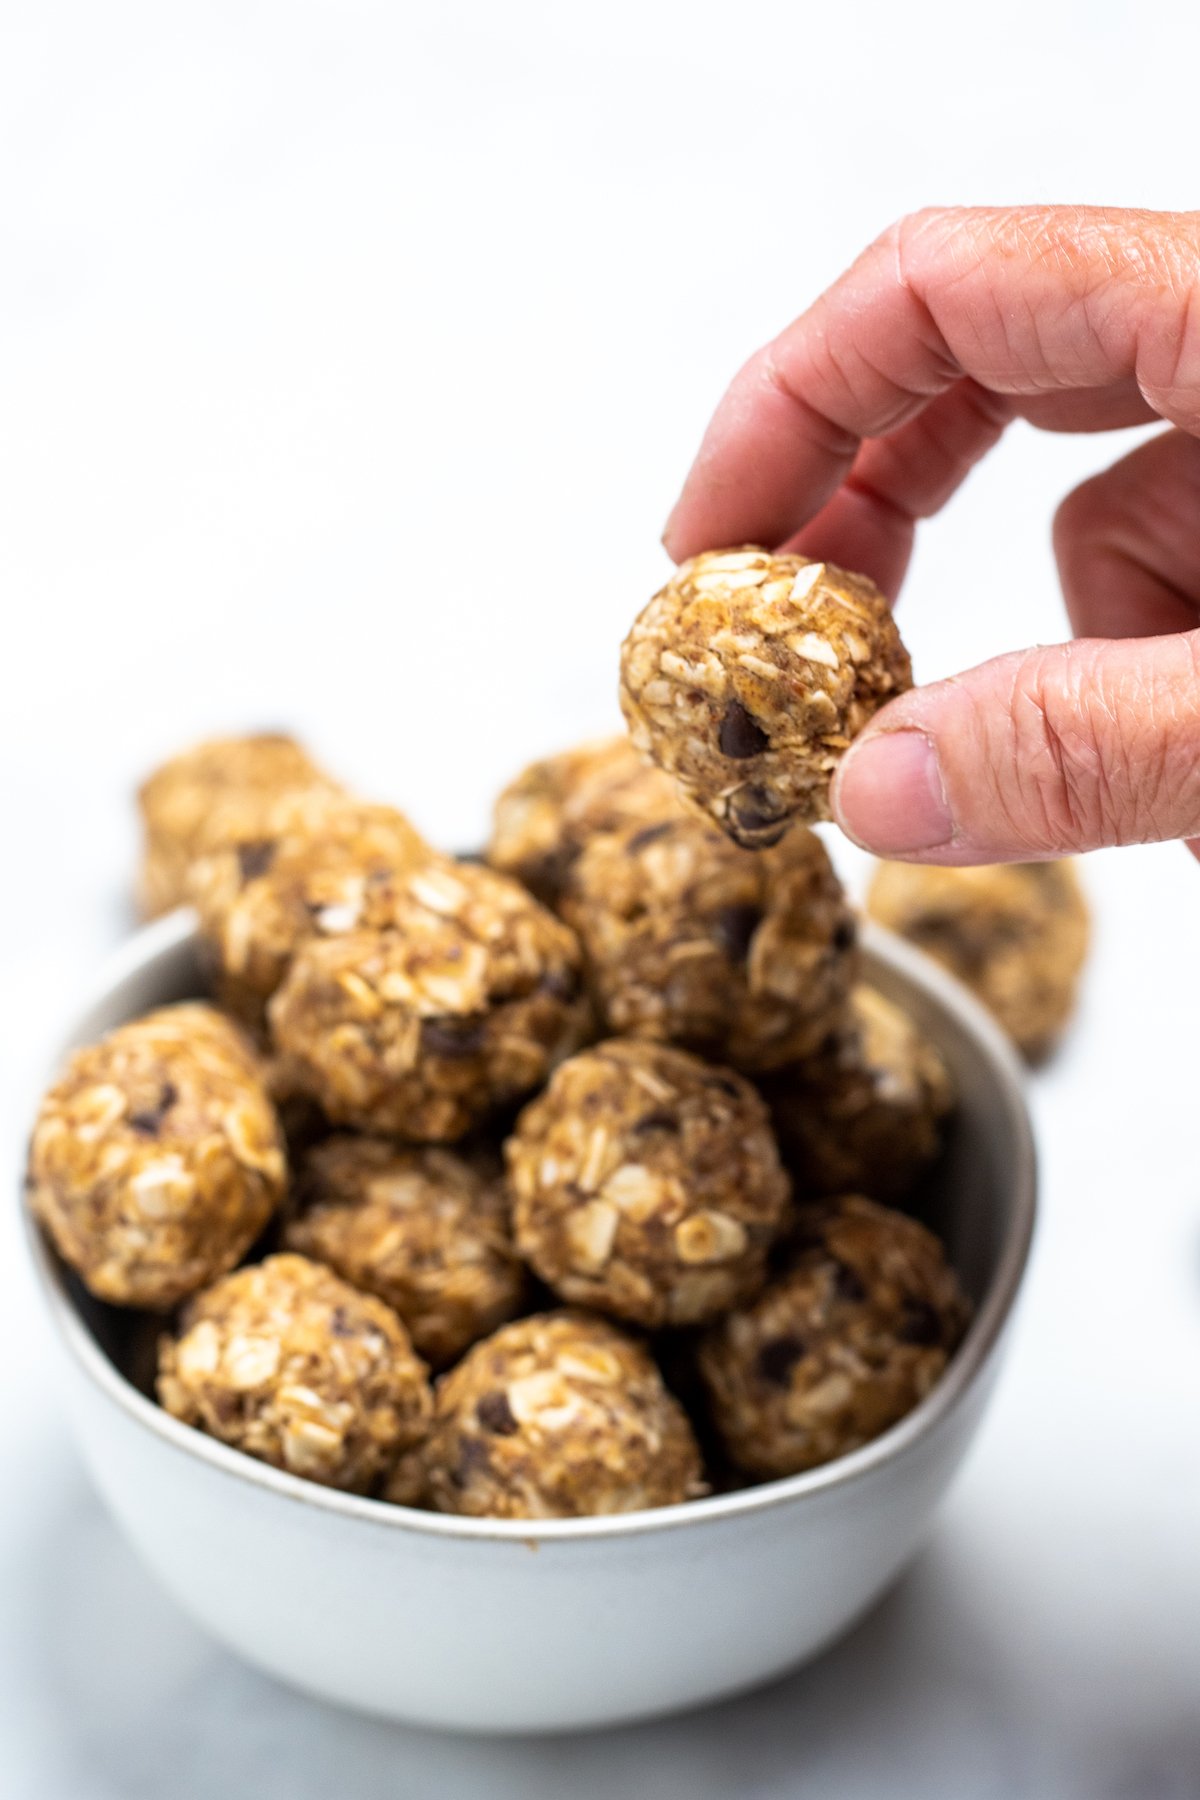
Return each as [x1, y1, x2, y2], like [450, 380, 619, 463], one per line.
[190, 790, 427, 1026]
[507, 1040, 790, 1328]
[137, 732, 338, 917]
[26, 1004, 286, 1309]
[698, 1195, 968, 1479]
[488, 735, 680, 908]
[763, 985, 953, 1205]
[157, 1254, 432, 1492]
[563, 816, 856, 1071]
[867, 859, 1089, 1062]
[620, 548, 912, 848]
[268, 858, 591, 1141]
[409, 1310, 705, 1519]
[283, 1136, 526, 1368]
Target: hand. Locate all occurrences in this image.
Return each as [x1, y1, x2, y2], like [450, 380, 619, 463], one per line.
[664, 206, 1200, 864]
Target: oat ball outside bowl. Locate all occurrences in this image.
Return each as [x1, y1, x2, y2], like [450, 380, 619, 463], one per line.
[866, 858, 1090, 1062]
[190, 790, 428, 1026]
[283, 1135, 526, 1369]
[563, 814, 856, 1071]
[488, 735, 681, 908]
[620, 548, 911, 848]
[762, 984, 953, 1205]
[268, 857, 592, 1140]
[405, 1310, 705, 1519]
[157, 1252, 432, 1492]
[698, 1194, 969, 1480]
[26, 1002, 286, 1309]
[508, 1039, 791, 1328]
[137, 732, 339, 918]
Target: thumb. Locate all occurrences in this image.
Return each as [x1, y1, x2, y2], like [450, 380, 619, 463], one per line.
[832, 633, 1200, 862]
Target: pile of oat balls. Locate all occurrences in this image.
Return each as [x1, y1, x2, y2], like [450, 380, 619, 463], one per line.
[27, 549, 1088, 1520]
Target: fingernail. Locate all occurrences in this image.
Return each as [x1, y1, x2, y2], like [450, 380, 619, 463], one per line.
[834, 730, 954, 854]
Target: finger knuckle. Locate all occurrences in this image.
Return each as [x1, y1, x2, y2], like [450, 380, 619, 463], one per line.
[1052, 475, 1103, 547]
[1006, 657, 1108, 848]
[1001, 643, 1200, 848]
[888, 207, 961, 274]
[1051, 475, 1112, 573]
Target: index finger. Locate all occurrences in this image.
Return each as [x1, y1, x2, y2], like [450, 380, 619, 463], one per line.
[664, 205, 1200, 561]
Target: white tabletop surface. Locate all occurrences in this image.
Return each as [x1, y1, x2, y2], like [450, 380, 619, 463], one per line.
[4, 5, 1200, 1794]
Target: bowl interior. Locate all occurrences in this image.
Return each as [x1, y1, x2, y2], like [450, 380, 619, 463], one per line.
[28, 908, 1035, 1531]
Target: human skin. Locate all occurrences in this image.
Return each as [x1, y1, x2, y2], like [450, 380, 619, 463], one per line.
[663, 207, 1200, 864]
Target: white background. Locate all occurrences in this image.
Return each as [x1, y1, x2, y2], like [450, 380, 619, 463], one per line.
[3, 4, 1200, 1795]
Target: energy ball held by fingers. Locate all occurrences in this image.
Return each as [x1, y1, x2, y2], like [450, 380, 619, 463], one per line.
[698, 1195, 969, 1479]
[137, 732, 339, 917]
[564, 815, 856, 1070]
[508, 1040, 790, 1328]
[157, 1254, 432, 1492]
[620, 549, 911, 848]
[191, 790, 427, 1026]
[27, 1004, 286, 1309]
[268, 858, 591, 1140]
[283, 1136, 526, 1369]
[488, 736, 680, 908]
[867, 859, 1089, 1062]
[410, 1311, 705, 1519]
[763, 984, 953, 1204]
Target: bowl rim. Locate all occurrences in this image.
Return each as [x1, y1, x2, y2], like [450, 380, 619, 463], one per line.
[23, 907, 1036, 1545]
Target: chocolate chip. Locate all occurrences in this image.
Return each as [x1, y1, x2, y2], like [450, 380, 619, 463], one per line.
[236, 840, 276, 883]
[329, 1306, 357, 1338]
[832, 919, 856, 954]
[833, 1262, 866, 1305]
[539, 967, 579, 1002]
[756, 1334, 806, 1386]
[713, 902, 762, 963]
[421, 1016, 487, 1058]
[452, 1437, 491, 1486]
[129, 1082, 179, 1136]
[899, 1300, 944, 1346]
[632, 1108, 681, 1135]
[475, 1391, 519, 1435]
[627, 820, 677, 853]
[718, 700, 770, 760]
[706, 1074, 744, 1100]
[727, 785, 787, 841]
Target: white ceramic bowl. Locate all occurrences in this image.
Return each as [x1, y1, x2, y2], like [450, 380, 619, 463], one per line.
[23, 910, 1034, 1734]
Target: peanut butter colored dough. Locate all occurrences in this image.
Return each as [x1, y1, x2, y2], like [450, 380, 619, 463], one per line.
[407, 1310, 705, 1519]
[268, 858, 591, 1140]
[157, 1254, 432, 1493]
[137, 733, 338, 917]
[620, 548, 912, 847]
[697, 1195, 969, 1479]
[563, 815, 856, 1071]
[867, 859, 1089, 1062]
[283, 1136, 526, 1369]
[763, 984, 953, 1205]
[508, 1040, 790, 1328]
[488, 735, 680, 908]
[191, 790, 428, 1026]
[27, 1004, 286, 1309]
